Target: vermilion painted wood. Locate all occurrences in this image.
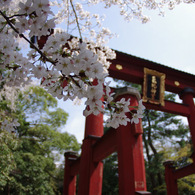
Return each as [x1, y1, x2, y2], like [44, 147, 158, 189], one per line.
[77, 137, 93, 195]
[78, 137, 103, 195]
[116, 94, 147, 195]
[38, 34, 195, 195]
[64, 51, 195, 195]
[163, 89, 195, 195]
[110, 88, 190, 117]
[92, 128, 117, 162]
[89, 160, 104, 195]
[173, 163, 195, 179]
[164, 161, 178, 195]
[117, 112, 136, 195]
[133, 129, 147, 192]
[84, 113, 104, 138]
[78, 112, 104, 195]
[180, 88, 195, 155]
[143, 100, 190, 117]
[109, 51, 195, 95]
[130, 95, 147, 192]
[70, 157, 80, 176]
[63, 153, 78, 195]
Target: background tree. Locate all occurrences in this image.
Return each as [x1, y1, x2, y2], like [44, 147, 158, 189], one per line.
[0, 85, 80, 194]
[102, 152, 118, 195]
[0, 130, 18, 192]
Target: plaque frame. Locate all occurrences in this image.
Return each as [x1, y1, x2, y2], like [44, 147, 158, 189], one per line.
[143, 68, 166, 106]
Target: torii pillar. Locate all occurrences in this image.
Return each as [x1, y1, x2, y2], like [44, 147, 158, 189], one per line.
[180, 88, 195, 160]
[114, 87, 150, 195]
[77, 108, 104, 195]
[163, 88, 195, 195]
[63, 151, 78, 195]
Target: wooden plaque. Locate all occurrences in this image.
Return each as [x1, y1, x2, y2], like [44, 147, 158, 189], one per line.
[143, 68, 165, 106]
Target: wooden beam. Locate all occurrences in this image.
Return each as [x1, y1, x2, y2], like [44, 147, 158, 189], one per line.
[93, 128, 117, 162]
[109, 51, 195, 95]
[143, 100, 190, 117]
[173, 163, 195, 180]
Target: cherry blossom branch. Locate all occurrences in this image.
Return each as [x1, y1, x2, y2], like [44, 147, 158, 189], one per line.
[0, 10, 56, 65]
[67, 0, 70, 33]
[69, 75, 82, 88]
[8, 13, 27, 19]
[0, 0, 146, 129]
[70, 0, 83, 41]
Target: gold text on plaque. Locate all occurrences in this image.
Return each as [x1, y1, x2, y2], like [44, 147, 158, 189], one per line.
[143, 68, 166, 106]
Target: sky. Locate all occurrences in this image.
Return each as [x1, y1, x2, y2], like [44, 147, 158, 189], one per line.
[59, 3, 195, 144]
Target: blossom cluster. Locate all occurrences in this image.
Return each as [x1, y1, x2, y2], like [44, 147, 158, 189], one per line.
[0, 33, 33, 87]
[16, 0, 55, 38]
[87, 0, 195, 23]
[105, 98, 145, 129]
[0, 0, 149, 131]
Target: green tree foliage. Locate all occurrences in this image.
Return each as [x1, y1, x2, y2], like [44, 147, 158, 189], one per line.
[0, 131, 18, 191]
[102, 80, 194, 194]
[0, 86, 80, 194]
[102, 153, 118, 195]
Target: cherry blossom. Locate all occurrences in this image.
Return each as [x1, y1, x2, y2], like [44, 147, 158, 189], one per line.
[1, 0, 193, 130]
[137, 99, 146, 115]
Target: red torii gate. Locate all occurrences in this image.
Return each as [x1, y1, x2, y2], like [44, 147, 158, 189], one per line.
[63, 50, 195, 195]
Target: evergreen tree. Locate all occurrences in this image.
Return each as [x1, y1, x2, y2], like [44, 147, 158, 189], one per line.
[102, 153, 118, 195]
[0, 86, 80, 194]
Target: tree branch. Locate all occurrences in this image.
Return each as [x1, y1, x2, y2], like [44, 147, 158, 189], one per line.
[146, 110, 163, 186]
[146, 110, 158, 155]
[8, 13, 27, 19]
[70, 0, 83, 41]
